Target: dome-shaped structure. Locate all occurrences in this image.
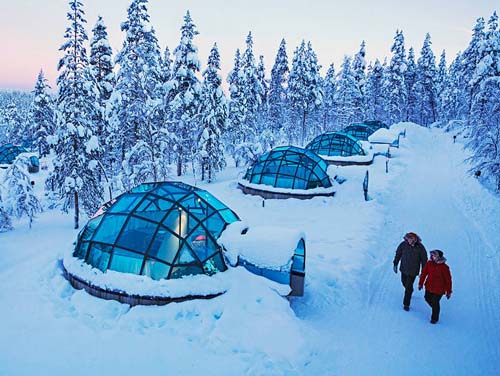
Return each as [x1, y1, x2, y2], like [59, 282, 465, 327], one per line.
[343, 123, 377, 141]
[72, 181, 239, 282]
[239, 146, 333, 199]
[0, 144, 27, 165]
[306, 131, 366, 157]
[363, 120, 389, 130]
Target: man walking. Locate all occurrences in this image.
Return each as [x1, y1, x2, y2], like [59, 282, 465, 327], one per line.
[393, 232, 428, 311]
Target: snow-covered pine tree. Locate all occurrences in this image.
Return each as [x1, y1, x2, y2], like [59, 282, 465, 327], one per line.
[352, 41, 367, 121]
[468, 11, 500, 188]
[383, 30, 407, 125]
[256, 55, 269, 129]
[198, 43, 227, 183]
[3, 156, 42, 228]
[405, 47, 418, 122]
[29, 70, 54, 157]
[49, 0, 103, 229]
[0, 194, 13, 232]
[4, 102, 24, 145]
[461, 17, 485, 117]
[414, 33, 438, 126]
[335, 56, 361, 128]
[322, 63, 336, 131]
[90, 16, 115, 102]
[287, 41, 323, 145]
[436, 50, 448, 123]
[365, 59, 385, 121]
[107, 0, 161, 177]
[268, 39, 289, 143]
[166, 10, 201, 176]
[160, 46, 173, 83]
[440, 52, 467, 122]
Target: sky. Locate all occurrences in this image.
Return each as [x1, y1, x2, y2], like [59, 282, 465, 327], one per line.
[0, 0, 498, 92]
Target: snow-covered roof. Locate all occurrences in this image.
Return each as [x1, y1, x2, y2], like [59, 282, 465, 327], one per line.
[368, 128, 400, 144]
[238, 179, 336, 196]
[218, 221, 305, 270]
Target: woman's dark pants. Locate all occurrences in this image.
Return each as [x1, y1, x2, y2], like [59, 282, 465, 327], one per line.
[425, 291, 443, 322]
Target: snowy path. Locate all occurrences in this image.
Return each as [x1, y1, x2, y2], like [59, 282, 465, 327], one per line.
[298, 126, 500, 375]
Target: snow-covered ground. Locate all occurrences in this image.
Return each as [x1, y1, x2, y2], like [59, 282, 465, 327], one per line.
[1, 123, 499, 375]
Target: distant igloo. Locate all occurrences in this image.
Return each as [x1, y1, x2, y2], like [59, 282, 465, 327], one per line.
[63, 181, 240, 305]
[305, 132, 372, 166]
[342, 123, 377, 141]
[238, 146, 334, 199]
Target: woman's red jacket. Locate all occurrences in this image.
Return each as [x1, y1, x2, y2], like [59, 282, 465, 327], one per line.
[418, 261, 452, 295]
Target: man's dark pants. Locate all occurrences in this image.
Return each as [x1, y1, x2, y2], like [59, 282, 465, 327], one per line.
[400, 273, 417, 307]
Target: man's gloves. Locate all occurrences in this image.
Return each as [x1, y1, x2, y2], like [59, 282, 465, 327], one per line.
[446, 292, 452, 300]
[393, 264, 398, 274]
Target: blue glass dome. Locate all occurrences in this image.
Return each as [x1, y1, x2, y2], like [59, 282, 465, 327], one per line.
[73, 181, 240, 280]
[305, 132, 366, 157]
[243, 146, 332, 190]
[0, 144, 27, 165]
[343, 123, 377, 141]
[363, 120, 389, 130]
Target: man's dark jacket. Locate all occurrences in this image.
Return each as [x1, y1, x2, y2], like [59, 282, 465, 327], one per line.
[393, 241, 428, 276]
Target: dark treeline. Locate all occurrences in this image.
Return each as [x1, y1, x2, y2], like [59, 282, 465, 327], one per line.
[1, 0, 499, 229]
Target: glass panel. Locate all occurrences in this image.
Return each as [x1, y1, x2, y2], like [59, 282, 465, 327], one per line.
[130, 183, 158, 193]
[295, 239, 305, 256]
[86, 243, 112, 271]
[149, 228, 180, 263]
[219, 209, 239, 223]
[79, 215, 104, 241]
[188, 233, 212, 262]
[73, 241, 90, 259]
[175, 245, 197, 264]
[202, 253, 225, 275]
[108, 247, 143, 274]
[261, 175, 276, 186]
[206, 252, 226, 272]
[169, 265, 204, 279]
[108, 194, 143, 213]
[115, 216, 158, 253]
[205, 215, 225, 238]
[142, 258, 170, 280]
[276, 176, 293, 189]
[92, 214, 127, 244]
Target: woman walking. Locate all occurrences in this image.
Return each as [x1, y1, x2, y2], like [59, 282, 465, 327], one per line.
[418, 249, 453, 324]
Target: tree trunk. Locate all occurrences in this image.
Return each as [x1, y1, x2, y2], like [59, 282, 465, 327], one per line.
[177, 148, 182, 176]
[74, 191, 79, 229]
[301, 109, 307, 146]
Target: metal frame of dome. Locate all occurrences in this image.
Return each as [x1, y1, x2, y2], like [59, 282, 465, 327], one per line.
[66, 182, 240, 303]
[305, 131, 366, 158]
[239, 146, 334, 199]
[343, 123, 377, 141]
[0, 143, 27, 165]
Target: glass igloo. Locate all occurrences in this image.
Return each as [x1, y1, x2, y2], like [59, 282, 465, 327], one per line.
[363, 120, 389, 130]
[239, 146, 333, 199]
[72, 181, 239, 281]
[305, 131, 366, 157]
[343, 123, 377, 141]
[0, 143, 27, 165]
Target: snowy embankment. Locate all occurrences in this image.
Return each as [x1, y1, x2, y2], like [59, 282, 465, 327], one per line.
[0, 123, 499, 375]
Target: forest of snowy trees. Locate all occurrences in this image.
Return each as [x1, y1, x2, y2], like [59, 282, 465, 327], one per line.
[1, 0, 500, 229]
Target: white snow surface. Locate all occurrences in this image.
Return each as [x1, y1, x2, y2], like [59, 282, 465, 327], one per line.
[219, 221, 305, 270]
[368, 127, 401, 143]
[1, 122, 500, 375]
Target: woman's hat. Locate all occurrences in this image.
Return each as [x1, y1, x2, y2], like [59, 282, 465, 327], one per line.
[430, 249, 444, 258]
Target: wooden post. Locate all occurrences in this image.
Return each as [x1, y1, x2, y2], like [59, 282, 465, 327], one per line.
[363, 170, 369, 201]
[385, 159, 389, 173]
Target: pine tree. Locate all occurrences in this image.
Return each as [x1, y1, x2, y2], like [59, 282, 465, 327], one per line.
[160, 46, 173, 83]
[441, 52, 467, 121]
[198, 43, 227, 182]
[0, 191, 13, 232]
[4, 102, 24, 145]
[468, 11, 500, 188]
[436, 50, 448, 122]
[166, 10, 201, 176]
[405, 47, 418, 122]
[287, 41, 323, 144]
[29, 70, 54, 157]
[352, 41, 367, 120]
[335, 56, 360, 128]
[49, 0, 103, 229]
[322, 63, 336, 130]
[268, 39, 289, 141]
[2, 157, 42, 228]
[383, 30, 407, 125]
[365, 59, 385, 121]
[414, 33, 438, 126]
[90, 16, 115, 102]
